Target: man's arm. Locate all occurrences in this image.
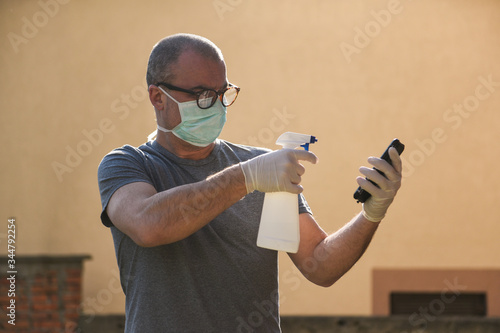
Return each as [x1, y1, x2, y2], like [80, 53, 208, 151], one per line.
[289, 212, 378, 287]
[289, 148, 402, 287]
[106, 163, 247, 247]
[106, 148, 317, 247]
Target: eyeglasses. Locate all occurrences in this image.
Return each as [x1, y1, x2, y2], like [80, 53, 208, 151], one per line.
[155, 82, 240, 109]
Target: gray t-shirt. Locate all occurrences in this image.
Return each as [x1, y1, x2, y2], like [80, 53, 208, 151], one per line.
[97, 139, 312, 332]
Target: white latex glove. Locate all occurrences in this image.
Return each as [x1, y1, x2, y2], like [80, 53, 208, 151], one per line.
[240, 149, 318, 194]
[357, 147, 402, 222]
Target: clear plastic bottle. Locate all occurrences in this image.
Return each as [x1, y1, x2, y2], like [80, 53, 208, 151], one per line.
[256, 132, 317, 253]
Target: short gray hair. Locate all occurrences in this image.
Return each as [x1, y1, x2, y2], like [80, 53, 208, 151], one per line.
[146, 33, 224, 86]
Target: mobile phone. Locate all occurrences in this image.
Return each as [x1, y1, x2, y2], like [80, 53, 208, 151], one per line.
[353, 139, 405, 203]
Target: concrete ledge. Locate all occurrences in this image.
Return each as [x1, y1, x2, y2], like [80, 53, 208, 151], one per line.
[79, 314, 125, 333]
[281, 316, 500, 332]
[78, 315, 500, 333]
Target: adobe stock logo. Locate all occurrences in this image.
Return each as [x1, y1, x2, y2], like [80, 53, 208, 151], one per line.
[51, 84, 148, 182]
[401, 74, 499, 178]
[6, 0, 71, 54]
[239, 107, 296, 147]
[213, 0, 243, 21]
[339, 0, 409, 64]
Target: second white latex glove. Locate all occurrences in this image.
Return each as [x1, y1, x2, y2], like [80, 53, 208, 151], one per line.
[357, 147, 402, 222]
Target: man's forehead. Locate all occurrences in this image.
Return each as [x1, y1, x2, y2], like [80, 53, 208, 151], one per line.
[170, 49, 227, 89]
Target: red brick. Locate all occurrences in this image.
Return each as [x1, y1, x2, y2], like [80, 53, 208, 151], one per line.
[11, 319, 30, 329]
[65, 268, 82, 276]
[31, 294, 49, 303]
[65, 312, 80, 322]
[32, 311, 59, 320]
[65, 276, 82, 286]
[63, 294, 81, 304]
[17, 303, 30, 311]
[33, 320, 63, 329]
[31, 285, 59, 294]
[65, 284, 81, 293]
[64, 303, 81, 311]
[32, 302, 59, 311]
[17, 294, 29, 302]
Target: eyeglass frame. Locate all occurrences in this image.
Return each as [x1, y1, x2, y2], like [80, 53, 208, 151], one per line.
[155, 81, 240, 109]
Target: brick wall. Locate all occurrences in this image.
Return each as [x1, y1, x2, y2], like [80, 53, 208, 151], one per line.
[0, 255, 90, 333]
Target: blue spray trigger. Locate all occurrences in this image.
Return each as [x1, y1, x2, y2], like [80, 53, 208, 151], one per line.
[300, 136, 317, 151]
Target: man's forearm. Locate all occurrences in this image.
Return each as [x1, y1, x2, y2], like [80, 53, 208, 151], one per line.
[139, 163, 247, 246]
[303, 213, 379, 287]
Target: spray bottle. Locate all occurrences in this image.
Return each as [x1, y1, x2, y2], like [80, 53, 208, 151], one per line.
[257, 132, 318, 253]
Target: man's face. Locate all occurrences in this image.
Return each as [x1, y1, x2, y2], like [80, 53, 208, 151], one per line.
[162, 50, 228, 129]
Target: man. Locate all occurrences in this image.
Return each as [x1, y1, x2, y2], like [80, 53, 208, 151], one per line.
[98, 33, 402, 332]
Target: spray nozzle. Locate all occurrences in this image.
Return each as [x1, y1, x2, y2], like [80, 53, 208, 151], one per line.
[300, 136, 318, 151]
[275, 132, 318, 150]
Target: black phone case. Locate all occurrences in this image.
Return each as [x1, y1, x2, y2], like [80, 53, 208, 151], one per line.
[354, 139, 405, 203]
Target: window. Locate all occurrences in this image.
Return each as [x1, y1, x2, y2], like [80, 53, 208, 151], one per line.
[390, 292, 487, 316]
[372, 269, 500, 317]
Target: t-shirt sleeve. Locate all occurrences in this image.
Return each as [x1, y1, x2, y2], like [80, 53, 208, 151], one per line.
[97, 145, 154, 227]
[298, 193, 313, 216]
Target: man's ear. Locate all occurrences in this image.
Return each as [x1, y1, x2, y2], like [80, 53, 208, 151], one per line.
[149, 85, 165, 111]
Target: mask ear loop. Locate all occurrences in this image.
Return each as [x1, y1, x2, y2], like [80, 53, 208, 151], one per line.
[147, 129, 157, 142]
[148, 86, 176, 142]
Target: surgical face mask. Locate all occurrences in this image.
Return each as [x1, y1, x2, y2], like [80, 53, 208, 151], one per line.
[153, 86, 227, 147]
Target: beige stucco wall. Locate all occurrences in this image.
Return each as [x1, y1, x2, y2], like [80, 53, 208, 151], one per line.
[1, 0, 499, 316]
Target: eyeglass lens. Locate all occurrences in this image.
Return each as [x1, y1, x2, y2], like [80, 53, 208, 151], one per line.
[197, 87, 238, 109]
